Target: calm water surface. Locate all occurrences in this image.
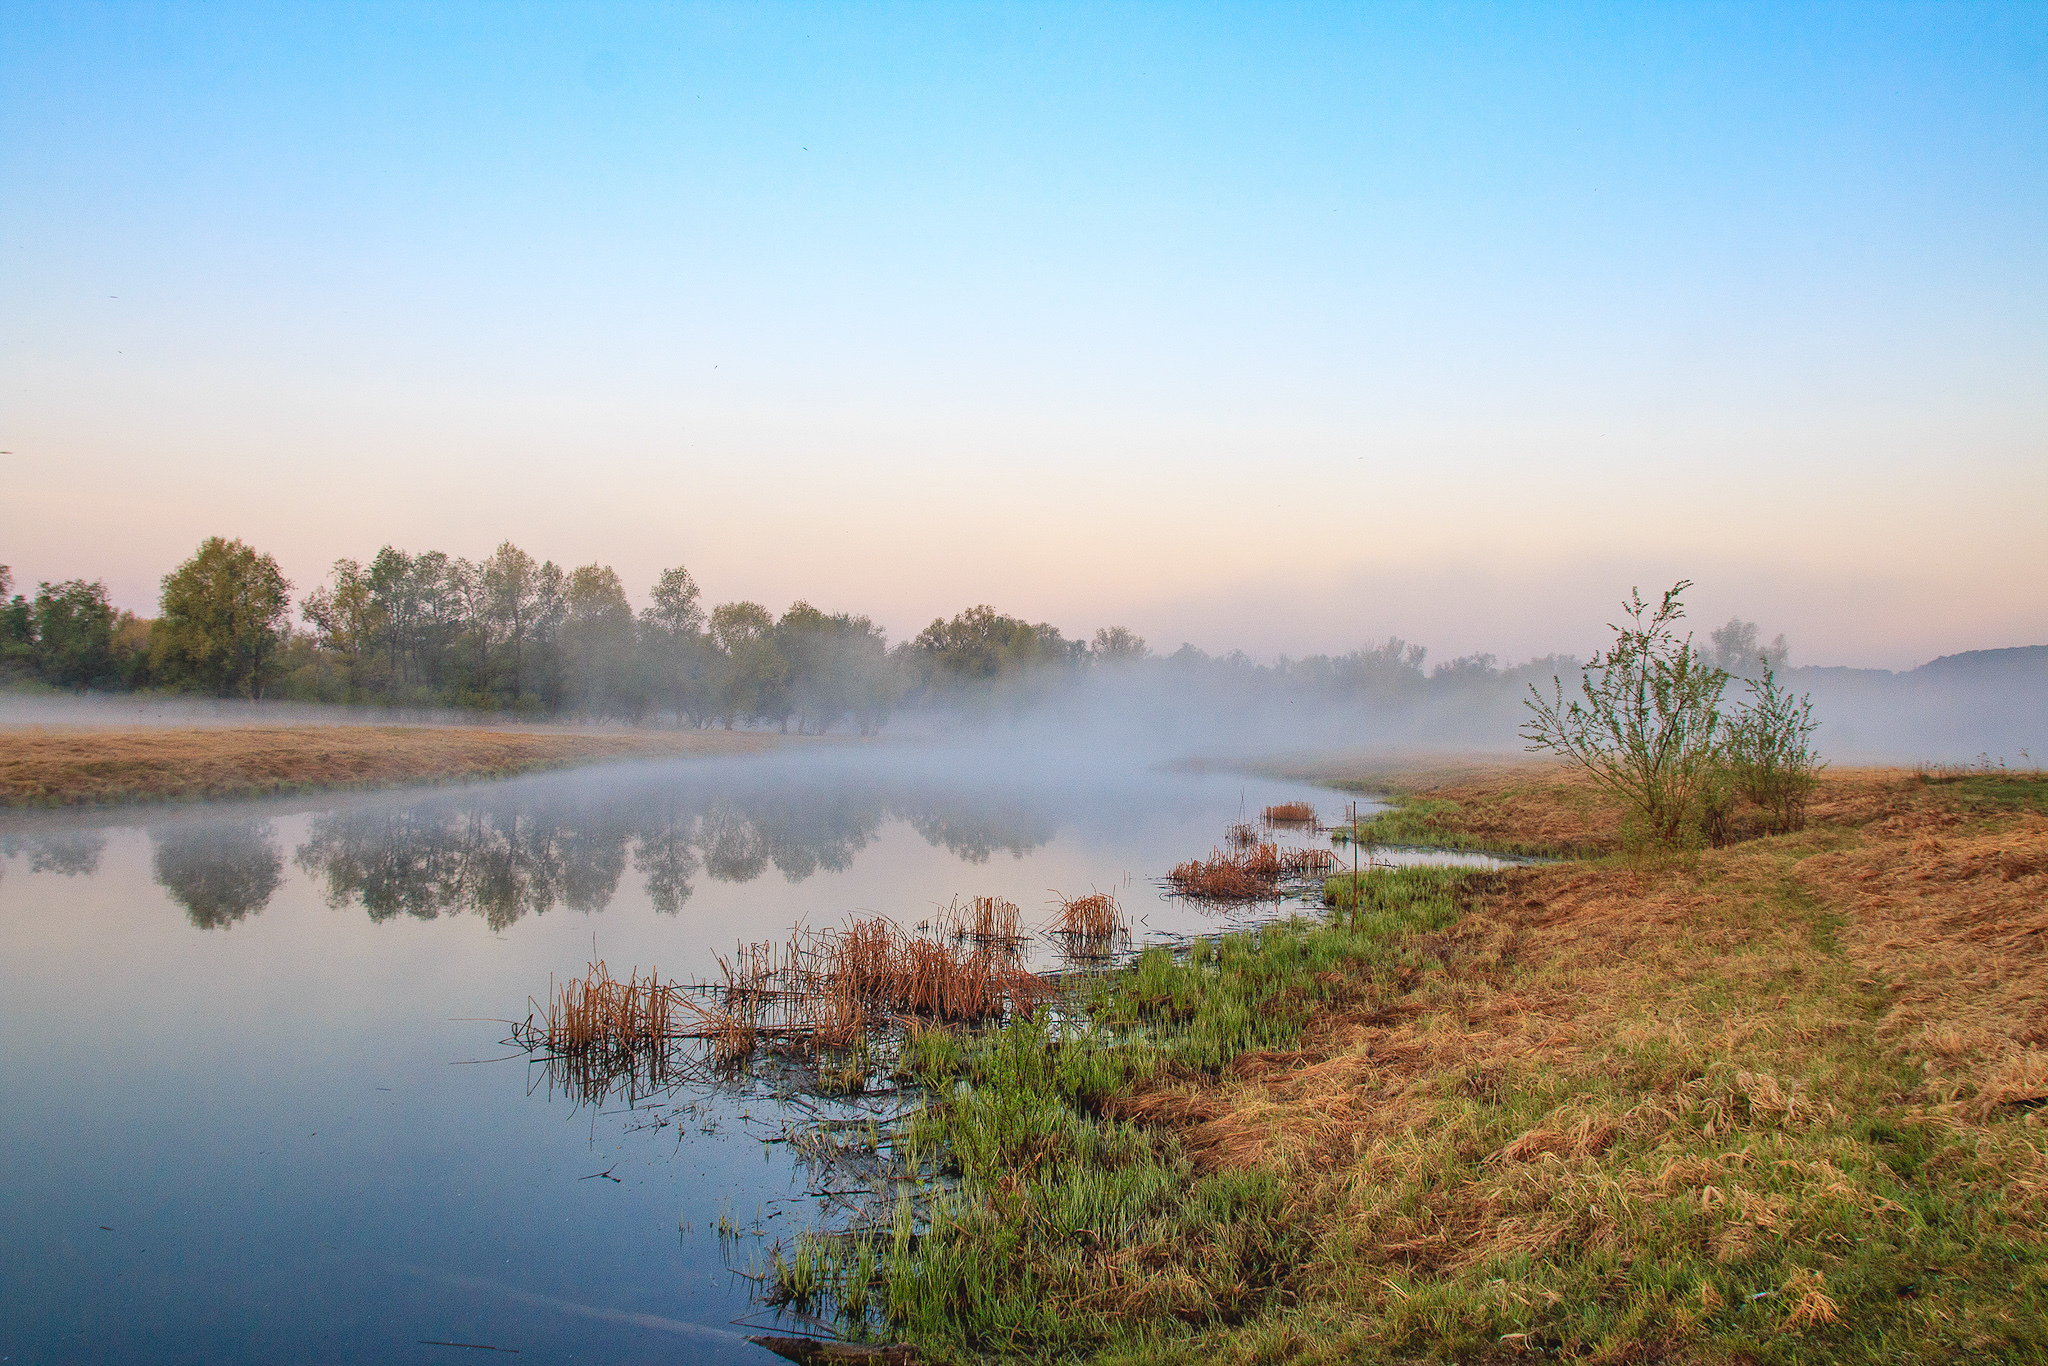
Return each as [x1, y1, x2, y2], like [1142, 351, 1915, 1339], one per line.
[0, 747, 1507, 1364]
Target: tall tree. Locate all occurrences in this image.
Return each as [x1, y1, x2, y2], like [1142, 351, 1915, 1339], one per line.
[1089, 626, 1149, 663]
[301, 559, 380, 697]
[152, 538, 293, 698]
[482, 542, 541, 703]
[641, 565, 709, 727]
[30, 579, 120, 688]
[708, 600, 783, 729]
[562, 563, 638, 718]
[778, 602, 891, 735]
[0, 566, 35, 676]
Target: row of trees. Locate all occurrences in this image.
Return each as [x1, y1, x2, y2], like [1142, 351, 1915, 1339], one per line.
[0, 541, 286, 696]
[0, 539, 1139, 730]
[6, 539, 1800, 738]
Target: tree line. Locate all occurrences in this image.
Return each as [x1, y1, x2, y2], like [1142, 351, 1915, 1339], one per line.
[4, 537, 1795, 732]
[1, 538, 1132, 730]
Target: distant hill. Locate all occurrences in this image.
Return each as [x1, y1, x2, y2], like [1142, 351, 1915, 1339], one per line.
[1910, 645, 2048, 680]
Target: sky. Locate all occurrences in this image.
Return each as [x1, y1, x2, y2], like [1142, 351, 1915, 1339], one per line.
[2, 2, 2042, 670]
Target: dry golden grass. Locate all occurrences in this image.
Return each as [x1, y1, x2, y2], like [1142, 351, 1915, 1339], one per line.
[1798, 808, 2048, 1115]
[1080, 765, 2048, 1361]
[0, 724, 778, 807]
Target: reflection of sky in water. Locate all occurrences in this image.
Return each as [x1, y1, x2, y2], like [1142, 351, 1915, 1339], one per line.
[0, 750, 1507, 1362]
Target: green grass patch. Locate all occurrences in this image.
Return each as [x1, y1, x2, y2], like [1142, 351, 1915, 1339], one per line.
[1910, 770, 2048, 814]
[1326, 785, 1597, 858]
[776, 868, 1463, 1358]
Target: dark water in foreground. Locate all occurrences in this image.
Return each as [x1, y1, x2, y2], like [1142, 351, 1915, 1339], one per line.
[0, 747, 1510, 1364]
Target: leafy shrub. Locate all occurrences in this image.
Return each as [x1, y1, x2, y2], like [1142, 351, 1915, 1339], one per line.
[1721, 661, 1822, 832]
[1522, 581, 1731, 845]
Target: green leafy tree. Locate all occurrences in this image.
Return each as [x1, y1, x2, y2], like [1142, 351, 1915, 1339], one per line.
[301, 559, 381, 698]
[1522, 581, 1731, 845]
[562, 563, 638, 719]
[1089, 625, 1149, 663]
[151, 538, 294, 698]
[640, 565, 711, 727]
[110, 610, 154, 688]
[778, 601, 891, 734]
[482, 542, 542, 703]
[912, 605, 1085, 689]
[708, 600, 784, 728]
[0, 566, 32, 676]
[30, 579, 120, 688]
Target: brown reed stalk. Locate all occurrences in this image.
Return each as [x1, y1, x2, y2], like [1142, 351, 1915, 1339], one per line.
[1054, 890, 1123, 940]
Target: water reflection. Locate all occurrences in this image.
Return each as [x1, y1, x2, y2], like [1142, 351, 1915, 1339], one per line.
[151, 821, 284, 929]
[905, 799, 1057, 863]
[1, 828, 109, 877]
[263, 773, 1062, 931]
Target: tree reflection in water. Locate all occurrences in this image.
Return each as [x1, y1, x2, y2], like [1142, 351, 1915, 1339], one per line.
[151, 821, 284, 929]
[907, 797, 1057, 864]
[1, 829, 110, 879]
[289, 774, 1060, 929]
[632, 795, 701, 915]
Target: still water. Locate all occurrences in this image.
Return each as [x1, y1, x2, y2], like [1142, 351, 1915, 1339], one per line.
[0, 746, 1506, 1364]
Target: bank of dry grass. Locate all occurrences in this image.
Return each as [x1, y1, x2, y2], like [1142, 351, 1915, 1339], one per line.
[831, 765, 2048, 1363]
[1116, 766, 2048, 1364]
[0, 724, 778, 807]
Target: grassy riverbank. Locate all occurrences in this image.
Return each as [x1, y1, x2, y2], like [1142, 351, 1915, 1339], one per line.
[800, 763, 2048, 1363]
[0, 724, 781, 807]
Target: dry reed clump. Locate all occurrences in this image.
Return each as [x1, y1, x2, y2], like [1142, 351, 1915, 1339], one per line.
[1054, 890, 1123, 940]
[541, 958, 676, 1052]
[1262, 801, 1319, 826]
[1224, 820, 1261, 849]
[528, 908, 1056, 1082]
[925, 895, 1025, 945]
[1167, 848, 1279, 902]
[1166, 841, 1337, 902]
[703, 914, 1055, 1062]
[0, 724, 774, 807]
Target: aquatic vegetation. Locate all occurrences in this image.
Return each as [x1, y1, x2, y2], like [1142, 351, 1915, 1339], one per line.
[519, 910, 1057, 1105]
[1261, 800, 1318, 825]
[1167, 841, 1337, 902]
[1052, 889, 1121, 940]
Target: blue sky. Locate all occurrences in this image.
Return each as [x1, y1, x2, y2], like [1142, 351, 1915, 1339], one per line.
[3, 2, 2042, 666]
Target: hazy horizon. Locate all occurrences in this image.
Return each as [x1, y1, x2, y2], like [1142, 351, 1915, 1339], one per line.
[4, 3, 2044, 670]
